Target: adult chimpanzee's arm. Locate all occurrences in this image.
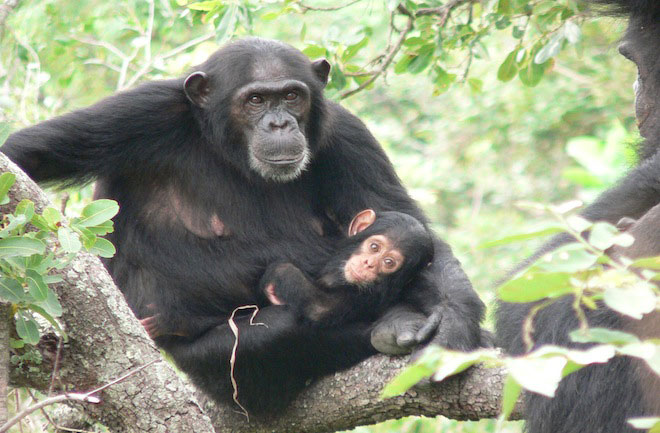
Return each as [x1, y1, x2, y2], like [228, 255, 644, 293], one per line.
[1, 79, 192, 185]
[581, 152, 660, 223]
[315, 103, 485, 352]
[160, 305, 375, 416]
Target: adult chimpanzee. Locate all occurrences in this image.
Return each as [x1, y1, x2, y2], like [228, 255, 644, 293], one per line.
[496, 1, 660, 432]
[141, 209, 434, 337]
[1, 38, 485, 415]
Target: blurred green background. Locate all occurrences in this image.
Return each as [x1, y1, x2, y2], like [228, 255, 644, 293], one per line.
[0, 1, 638, 432]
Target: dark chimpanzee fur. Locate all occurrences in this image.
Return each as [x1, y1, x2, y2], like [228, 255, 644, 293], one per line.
[496, 1, 660, 432]
[1, 38, 485, 416]
[142, 210, 434, 336]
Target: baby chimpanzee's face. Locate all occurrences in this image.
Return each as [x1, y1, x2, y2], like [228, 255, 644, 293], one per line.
[343, 234, 404, 285]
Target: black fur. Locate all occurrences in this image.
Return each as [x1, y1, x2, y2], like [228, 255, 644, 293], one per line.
[1, 38, 484, 416]
[496, 2, 660, 431]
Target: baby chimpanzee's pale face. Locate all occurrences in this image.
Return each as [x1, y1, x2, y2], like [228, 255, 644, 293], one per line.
[343, 234, 404, 285]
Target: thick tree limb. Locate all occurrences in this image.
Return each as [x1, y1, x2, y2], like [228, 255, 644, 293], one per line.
[200, 355, 521, 433]
[0, 154, 215, 433]
[1, 152, 520, 432]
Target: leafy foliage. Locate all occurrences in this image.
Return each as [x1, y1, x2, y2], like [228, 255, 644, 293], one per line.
[0, 173, 118, 348]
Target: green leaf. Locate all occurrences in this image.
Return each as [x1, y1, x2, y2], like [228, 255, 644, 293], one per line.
[507, 356, 567, 397]
[603, 284, 656, 319]
[0, 237, 46, 258]
[30, 215, 50, 231]
[480, 226, 563, 248]
[0, 278, 25, 303]
[565, 215, 592, 232]
[498, 272, 572, 302]
[563, 20, 581, 44]
[430, 349, 498, 382]
[0, 172, 16, 205]
[406, 44, 435, 75]
[630, 256, 660, 270]
[330, 65, 347, 90]
[381, 360, 436, 398]
[570, 327, 639, 345]
[497, 50, 519, 82]
[187, 1, 220, 11]
[26, 270, 48, 302]
[588, 222, 619, 250]
[42, 207, 62, 227]
[215, 4, 237, 42]
[302, 45, 327, 59]
[343, 37, 368, 62]
[0, 122, 11, 146]
[501, 375, 522, 420]
[15, 313, 40, 345]
[394, 55, 413, 74]
[28, 304, 66, 339]
[534, 34, 563, 64]
[34, 287, 63, 318]
[15, 199, 35, 221]
[58, 227, 82, 253]
[518, 61, 546, 87]
[88, 237, 116, 258]
[497, 0, 512, 14]
[467, 77, 483, 93]
[628, 417, 660, 431]
[77, 199, 119, 227]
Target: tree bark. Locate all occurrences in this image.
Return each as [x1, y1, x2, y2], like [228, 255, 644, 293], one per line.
[0, 154, 215, 433]
[200, 355, 521, 433]
[1, 152, 521, 432]
[0, 303, 10, 427]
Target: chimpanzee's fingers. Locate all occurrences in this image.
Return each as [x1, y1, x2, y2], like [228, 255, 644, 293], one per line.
[415, 310, 442, 343]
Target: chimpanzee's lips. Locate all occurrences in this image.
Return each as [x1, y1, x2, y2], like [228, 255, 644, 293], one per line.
[348, 263, 376, 283]
[260, 154, 305, 166]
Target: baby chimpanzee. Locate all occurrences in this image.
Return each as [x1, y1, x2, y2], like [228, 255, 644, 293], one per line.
[140, 209, 433, 336]
[261, 209, 434, 326]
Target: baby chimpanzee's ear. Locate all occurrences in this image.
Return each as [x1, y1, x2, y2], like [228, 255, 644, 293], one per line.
[348, 209, 376, 236]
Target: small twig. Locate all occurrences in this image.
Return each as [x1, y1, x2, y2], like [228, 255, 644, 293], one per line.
[71, 36, 128, 62]
[299, 0, 362, 12]
[0, 359, 159, 433]
[522, 299, 555, 352]
[340, 6, 414, 99]
[47, 337, 64, 396]
[27, 389, 96, 433]
[227, 305, 267, 422]
[13, 390, 22, 433]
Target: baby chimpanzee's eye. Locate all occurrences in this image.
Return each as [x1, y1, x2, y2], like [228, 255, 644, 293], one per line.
[370, 242, 379, 252]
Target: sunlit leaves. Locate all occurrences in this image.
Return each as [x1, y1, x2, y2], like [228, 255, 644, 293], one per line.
[0, 171, 119, 346]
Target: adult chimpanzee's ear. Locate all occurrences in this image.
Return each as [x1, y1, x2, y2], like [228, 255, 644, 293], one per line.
[312, 59, 331, 87]
[184, 71, 211, 107]
[348, 209, 376, 236]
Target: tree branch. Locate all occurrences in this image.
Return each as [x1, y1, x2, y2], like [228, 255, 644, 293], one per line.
[199, 355, 522, 433]
[339, 0, 474, 99]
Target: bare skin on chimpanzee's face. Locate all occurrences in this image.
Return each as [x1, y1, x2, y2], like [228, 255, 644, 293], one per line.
[343, 234, 404, 286]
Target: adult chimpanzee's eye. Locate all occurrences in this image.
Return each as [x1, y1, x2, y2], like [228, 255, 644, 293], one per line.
[370, 242, 379, 252]
[285, 91, 298, 101]
[248, 94, 264, 105]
